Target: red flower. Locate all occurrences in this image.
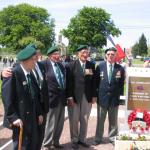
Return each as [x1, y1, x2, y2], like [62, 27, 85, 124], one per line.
[128, 109, 150, 131]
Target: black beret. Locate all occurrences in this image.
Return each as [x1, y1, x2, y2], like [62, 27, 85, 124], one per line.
[47, 46, 59, 55]
[105, 47, 116, 54]
[76, 45, 88, 52]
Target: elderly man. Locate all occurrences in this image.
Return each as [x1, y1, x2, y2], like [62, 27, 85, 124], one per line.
[67, 45, 96, 149]
[93, 47, 125, 145]
[1, 44, 49, 150]
[41, 46, 66, 150]
[2, 46, 43, 150]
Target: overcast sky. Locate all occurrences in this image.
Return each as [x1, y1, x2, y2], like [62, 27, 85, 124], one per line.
[1, 0, 150, 49]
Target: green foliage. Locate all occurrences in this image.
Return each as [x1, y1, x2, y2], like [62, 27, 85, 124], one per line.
[139, 34, 148, 56]
[132, 34, 148, 57]
[132, 42, 140, 57]
[0, 3, 55, 54]
[61, 6, 121, 53]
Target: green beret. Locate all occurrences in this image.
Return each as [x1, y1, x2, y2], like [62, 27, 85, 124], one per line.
[26, 43, 37, 49]
[17, 46, 36, 61]
[47, 46, 59, 55]
[105, 47, 116, 54]
[76, 45, 88, 52]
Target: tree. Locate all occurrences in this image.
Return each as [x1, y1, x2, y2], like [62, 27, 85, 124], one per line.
[131, 33, 148, 57]
[0, 3, 55, 53]
[61, 6, 121, 53]
[132, 42, 139, 58]
[139, 33, 148, 56]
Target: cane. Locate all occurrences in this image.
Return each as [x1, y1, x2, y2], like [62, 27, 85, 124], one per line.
[18, 126, 23, 150]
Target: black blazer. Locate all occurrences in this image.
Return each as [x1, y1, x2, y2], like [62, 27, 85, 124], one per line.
[41, 59, 66, 108]
[32, 62, 49, 114]
[2, 64, 42, 129]
[96, 61, 125, 107]
[66, 59, 96, 103]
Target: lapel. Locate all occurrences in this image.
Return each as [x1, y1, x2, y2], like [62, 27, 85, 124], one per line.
[57, 62, 66, 88]
[48, 60, 59, 85]
[17, 64, 30, 96]
[111, 63, 118, 80]
[76, 59, 84, 76]
[109, 63, 118, 83]
[103, 62, 109, 82]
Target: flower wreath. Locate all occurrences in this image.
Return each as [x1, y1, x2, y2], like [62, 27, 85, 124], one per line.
[128, 109, 150, 131]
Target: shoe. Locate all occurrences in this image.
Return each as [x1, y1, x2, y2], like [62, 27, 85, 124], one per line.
[92, 141, 101, 146]
[71, 142, 79, 149]
[54, 144, 64, 149]
[109, 140, 115, 146]
[78, 141, 90, 147]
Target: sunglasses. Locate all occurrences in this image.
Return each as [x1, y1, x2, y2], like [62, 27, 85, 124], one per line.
[106, 53, 115, 56]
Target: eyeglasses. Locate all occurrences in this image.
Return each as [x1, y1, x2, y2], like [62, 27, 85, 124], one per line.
[106, 53, 115, 56]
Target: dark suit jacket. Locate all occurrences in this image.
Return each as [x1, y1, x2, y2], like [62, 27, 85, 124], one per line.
[41, 59, 66, 108]
[2, 64, 42, 130]
[96, 61, 125, 107]
[33, 62, 49, 114]
[66, 59, 96, 103]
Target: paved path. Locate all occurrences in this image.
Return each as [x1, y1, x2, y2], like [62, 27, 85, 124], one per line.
[0, 104, 126, 150]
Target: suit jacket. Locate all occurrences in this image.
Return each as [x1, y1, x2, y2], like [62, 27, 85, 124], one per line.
[32, 62, 49, 114]
[96, 61, 125, 107]
[67, 59, 96, 103]
[41, 59, 66, 108]
[2, 64, 42, 130]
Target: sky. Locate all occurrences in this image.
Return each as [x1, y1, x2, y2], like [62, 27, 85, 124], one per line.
[0, 0, 150, 49]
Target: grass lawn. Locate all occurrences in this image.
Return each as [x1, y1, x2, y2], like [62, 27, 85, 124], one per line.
[132, 58, 143, 64]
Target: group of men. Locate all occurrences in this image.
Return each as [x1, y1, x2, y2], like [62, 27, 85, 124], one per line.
[1, 44, 125, 150]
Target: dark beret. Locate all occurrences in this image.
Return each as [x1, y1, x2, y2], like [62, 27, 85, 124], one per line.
[26, 43, 37, 49]
[105, 47, 116, 54]
[17, 46, 36, 61]
[76, 45, 88, 52]
[47, 46, 59, 55]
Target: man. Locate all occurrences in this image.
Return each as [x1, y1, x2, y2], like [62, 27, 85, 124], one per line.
[2, 46, 43, 150]
[93, 47, 125, 145]
[1, 44, 49, 150]
[67, 45, 96, 149]
[41, 46, 66, 150]
[26, 44, 49, 150]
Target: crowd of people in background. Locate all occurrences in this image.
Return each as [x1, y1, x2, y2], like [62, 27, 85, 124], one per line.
[0, 43, 136, 150]
[0, 56, 16, 68]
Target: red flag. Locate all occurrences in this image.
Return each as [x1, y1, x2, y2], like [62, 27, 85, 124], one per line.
[115, 44, 125, 62]
[107, 35, 126, 62]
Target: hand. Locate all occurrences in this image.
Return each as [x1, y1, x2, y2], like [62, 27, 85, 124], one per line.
[13, 119, 23, 128]
[2, 68, 12, 78]
[38, 115, 43, 125]
[68, 98, 75, 107]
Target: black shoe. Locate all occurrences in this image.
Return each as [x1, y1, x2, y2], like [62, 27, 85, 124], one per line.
[54, 144, 64, 149]
[92, 141, 101, 146]
[109, 140, 115, 146]
[71, 142, 79, 149]
[78, 141, 90, 147]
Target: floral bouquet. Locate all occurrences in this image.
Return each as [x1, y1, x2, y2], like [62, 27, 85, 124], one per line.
[128, 109, 150, 134]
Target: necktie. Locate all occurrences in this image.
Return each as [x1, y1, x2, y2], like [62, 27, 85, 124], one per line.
[34, 68, 41, 88]
[108, 64, 113, 82]
[54, 63, 64, 89]
[27, 74, 35, 98]
[82, 63, 85, 73]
